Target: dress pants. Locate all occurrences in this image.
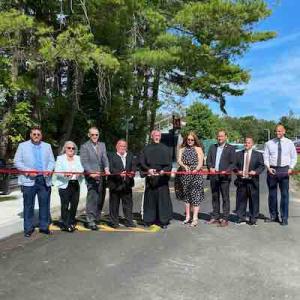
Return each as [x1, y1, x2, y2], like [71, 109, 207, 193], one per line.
[236, 179, 259, 222]
[59, 180, 80, 227]
[267, 166, 289, 222]
[109, 189, 133, 225]
[210, 175, 230, 221]
[22, 175, 51, 233]
[86, 177, 106, 224]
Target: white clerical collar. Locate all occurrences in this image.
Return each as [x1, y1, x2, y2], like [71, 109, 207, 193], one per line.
[117, 152, 127, 158]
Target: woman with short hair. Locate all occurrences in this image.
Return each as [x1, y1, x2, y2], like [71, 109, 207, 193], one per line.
[54, 141, 84, 232]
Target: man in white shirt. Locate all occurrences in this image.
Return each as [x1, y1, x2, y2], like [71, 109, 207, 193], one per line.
[107, 140, 136, 228]
[263, 124, 297, 225]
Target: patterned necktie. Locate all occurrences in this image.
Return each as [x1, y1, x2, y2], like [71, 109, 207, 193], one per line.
[277, 139, 282, 167]
[95, 144, 100, 158]
[243, 150, 250, 178]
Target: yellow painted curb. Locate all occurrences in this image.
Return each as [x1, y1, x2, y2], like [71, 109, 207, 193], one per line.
[49, 223, 161, 233]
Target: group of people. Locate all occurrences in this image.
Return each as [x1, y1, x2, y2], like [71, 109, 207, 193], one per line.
[13, 123, 297, 237]
[175, 125, 297, 227]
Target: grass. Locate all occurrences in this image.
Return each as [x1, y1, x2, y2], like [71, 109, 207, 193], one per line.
[0, 194, 18, 202]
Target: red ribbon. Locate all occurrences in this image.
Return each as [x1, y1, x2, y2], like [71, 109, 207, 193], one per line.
[0, 168, 299, 176]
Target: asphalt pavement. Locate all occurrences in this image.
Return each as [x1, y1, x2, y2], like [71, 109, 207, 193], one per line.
[1, 174, 300, 300]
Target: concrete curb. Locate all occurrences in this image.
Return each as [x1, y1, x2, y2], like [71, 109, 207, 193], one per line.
[0, 177, 145, 240]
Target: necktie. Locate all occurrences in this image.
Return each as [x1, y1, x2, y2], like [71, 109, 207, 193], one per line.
[95, 144, 100, 158]
[243, 150, 250, 178]
[121, 156, 126, 169]
[277, 139, 282, 167]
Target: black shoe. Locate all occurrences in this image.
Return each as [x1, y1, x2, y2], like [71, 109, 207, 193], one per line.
[85, 223, 99, 231]
[265, 217, 280, 223]
[280, 220, 288, 226]
[124, 221, 136, 228]
[249, 221, 258, 226]
[90, 224, 99, 231]
[24, 229, 34, 237]
[110, 223, 120, 229]
[39, 229, 52, 235]
[70, 224, 76, 232]
[62, 225, 75, 232]
[160, 224, 168, 229]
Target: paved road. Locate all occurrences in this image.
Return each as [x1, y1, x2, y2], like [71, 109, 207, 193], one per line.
[1, 175, 300, 300]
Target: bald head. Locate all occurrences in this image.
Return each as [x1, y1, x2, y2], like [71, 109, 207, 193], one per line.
[275, 124, 286, 139]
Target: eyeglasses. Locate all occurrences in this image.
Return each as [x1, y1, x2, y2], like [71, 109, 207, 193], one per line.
[32, 133, 41, 136]
[90, 134, 99, 137]
[66, 147, 75, 150]
[187, 139, 194, 142]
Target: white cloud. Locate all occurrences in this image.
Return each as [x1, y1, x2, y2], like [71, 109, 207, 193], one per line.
[245, 47, 300, 110]
[252, 31, 300, 51]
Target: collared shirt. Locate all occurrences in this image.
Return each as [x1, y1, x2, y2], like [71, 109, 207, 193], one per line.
[243, 148, 253, 177]
[92, 142, 98, 153]
[31, 142, 43, 171]
[117, 152, 127, 169]
[264, 137, 297, 169]
[215, 144, 225, 171]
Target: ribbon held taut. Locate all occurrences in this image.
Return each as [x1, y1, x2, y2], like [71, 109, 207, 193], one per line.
[0, 168, 299, 176]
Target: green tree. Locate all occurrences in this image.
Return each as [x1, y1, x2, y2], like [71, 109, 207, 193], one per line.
[183, 102, 220, 139]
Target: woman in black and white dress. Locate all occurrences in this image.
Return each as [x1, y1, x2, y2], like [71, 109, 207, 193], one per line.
[175, 132, 204, 227]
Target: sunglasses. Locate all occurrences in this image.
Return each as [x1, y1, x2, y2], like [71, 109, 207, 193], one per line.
[32, 133, 41, 136]
[187, 139, 194, 142]
[66, 147, 75, 150]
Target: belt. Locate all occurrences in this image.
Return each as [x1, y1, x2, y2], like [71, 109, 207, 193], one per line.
[270, 165, 289, 168]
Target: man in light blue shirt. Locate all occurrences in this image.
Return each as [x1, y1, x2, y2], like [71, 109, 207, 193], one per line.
[215, 144, 225, 171]
[14, 127, 55, 237]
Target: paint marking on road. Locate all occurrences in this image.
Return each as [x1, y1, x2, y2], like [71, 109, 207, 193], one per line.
[49, 223, 161, 233]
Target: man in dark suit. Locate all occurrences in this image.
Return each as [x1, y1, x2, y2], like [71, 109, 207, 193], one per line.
[80, 127, 110, 230]
[206, 130, 236, 227]
[107, 140, 136, 228]
[234, 136, 265, 226]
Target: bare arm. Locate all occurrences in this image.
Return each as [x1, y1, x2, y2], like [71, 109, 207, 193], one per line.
[195, 147, 204, 171]
[177, 147, 187, 170]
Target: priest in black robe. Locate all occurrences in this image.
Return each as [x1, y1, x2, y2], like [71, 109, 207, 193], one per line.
[140, 130, 173, 228]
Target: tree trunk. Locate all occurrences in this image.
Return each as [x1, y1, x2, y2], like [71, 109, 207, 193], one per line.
[58, 63, 83, 150]
[149, 68, 161, 135]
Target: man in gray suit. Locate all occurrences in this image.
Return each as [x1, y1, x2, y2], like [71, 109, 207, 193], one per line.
[80, 127, 110, 230]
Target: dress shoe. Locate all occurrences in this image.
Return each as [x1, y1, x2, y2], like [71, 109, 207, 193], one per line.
[280, 220, 288, 226]
[39, 229, 52, 235]
[90, 224, 99, 231]
[85, 223, 99, 231]
[218, 220, 229, 227]
[62, 225, 75, 232]
[249, 219, 257, 226]
[207, 218, 220, 225]
[110, 223, 120, 229]
[249, 221, 258, 226]
[265, 217, 280, 223]
[24, 229, 34, 237]
[124, 221, 136, 228]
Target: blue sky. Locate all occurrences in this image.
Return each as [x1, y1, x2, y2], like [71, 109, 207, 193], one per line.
[186, 0, 300, 121]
